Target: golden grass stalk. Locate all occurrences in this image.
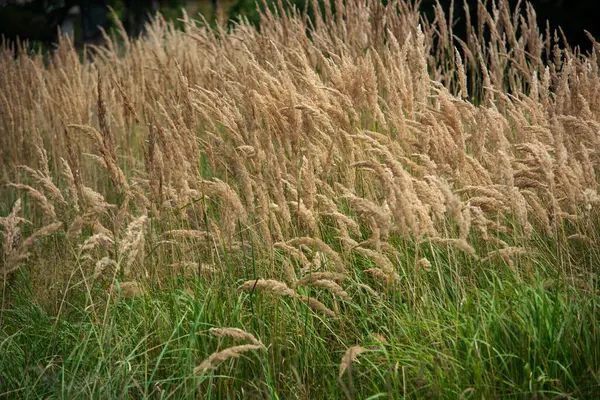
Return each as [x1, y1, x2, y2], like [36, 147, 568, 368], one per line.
[355, 282, 380, 297]
[481, 246, 530, 263]
[0, 199, 28, 263]
[353, 247, 396, 276]
[298, 272, 347, 285]
[305, 279, 349, 299]
[3, 0, 600, 304]
[202, 179, 249, 225]
[80, 233, 115, 252]
[274, 242, 311, 269]
[208, 327, 263, 346]
[94, 256, 117, 280]
[297, 295, 336, 317]
[3, 220, 62, 275]
[118, 215, 148, 278]
[195, 344, 266, 374]
[161, 229, 212, 240]
[339, 346, 367, 378]
[364, 267, 393, 283]
[416, 258, 432, 273]
[7, 222, 62, 272]
[567, 234, 593, 243]
[7, 184, 57, 221]
[17, 165, 67, 206]
[429, 238, 479, 259]
[286, 237, 344, 272]
[237, 278, 297, 297]
[66, 216, 86, 240]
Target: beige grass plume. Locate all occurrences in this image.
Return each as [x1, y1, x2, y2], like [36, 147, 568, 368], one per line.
[339, 346, 368, 378]
[118, 215, 148, 278]
[286, 237, 344, 273]
[237, 278, 297, 297]
[7, 184, 57, 222]
[303, 279, 349, 299]
[0, 199, 28, 263]
[195, 344, 266, 374]
[5, 222, 63, 273]
[208, 327, 263, 346]
[297, 295, 336, 317]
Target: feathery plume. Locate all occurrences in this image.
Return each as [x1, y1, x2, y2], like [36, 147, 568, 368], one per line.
[339, 346, 367, 378]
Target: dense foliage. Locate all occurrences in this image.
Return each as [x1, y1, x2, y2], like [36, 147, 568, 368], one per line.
[1, 0, 599, 398]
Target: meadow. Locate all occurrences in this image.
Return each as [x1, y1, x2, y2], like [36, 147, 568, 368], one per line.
[0, 0, 599, 398]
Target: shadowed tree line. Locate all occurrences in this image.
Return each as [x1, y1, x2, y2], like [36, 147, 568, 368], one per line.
[1, 0, 599, 51]
[0, 0, 209, 46]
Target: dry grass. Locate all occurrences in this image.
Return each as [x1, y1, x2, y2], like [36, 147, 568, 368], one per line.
[1, 0, 598, 295]
[194, 344, 266, 374]
[1, 1, 600, 395]
[339, 346, 368, 378]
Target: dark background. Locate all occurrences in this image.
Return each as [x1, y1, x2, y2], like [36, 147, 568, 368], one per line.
[423, 0, 600, 51]
[1, 1, 599, 51]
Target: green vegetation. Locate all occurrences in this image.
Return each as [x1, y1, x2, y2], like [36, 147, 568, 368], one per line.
[2, 245, 598, 398]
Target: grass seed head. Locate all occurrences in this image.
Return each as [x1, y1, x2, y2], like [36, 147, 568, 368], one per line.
[339, 346, 367, 378]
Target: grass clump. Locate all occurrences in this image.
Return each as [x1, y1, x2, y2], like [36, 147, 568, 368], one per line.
[1, 261, 598, 398]
[1, 0, 600, 398]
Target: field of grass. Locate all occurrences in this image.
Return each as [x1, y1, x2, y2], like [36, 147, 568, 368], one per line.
[1, 0, 599, 398]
